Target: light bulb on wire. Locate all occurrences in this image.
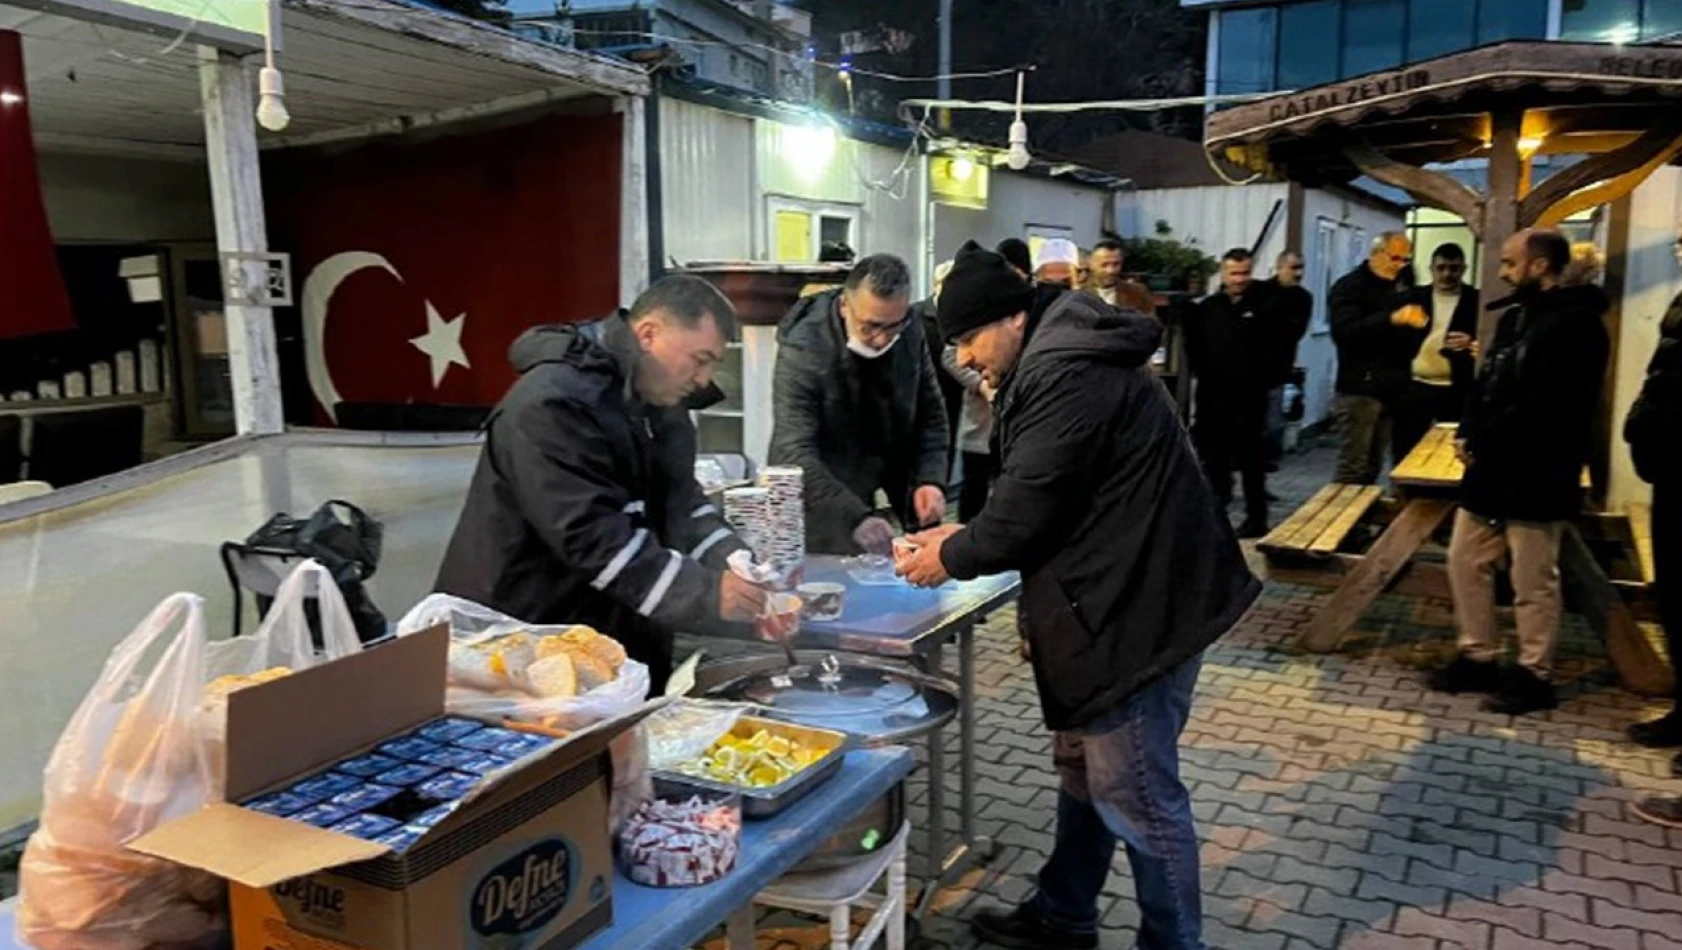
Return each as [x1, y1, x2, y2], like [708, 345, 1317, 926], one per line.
[256, 65, 289, 132]
[1006, 70, 1031, 170]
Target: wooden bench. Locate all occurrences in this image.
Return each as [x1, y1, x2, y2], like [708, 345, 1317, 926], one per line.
[1258, 482, 1385, 559]
[1628, 501, 1656, 586]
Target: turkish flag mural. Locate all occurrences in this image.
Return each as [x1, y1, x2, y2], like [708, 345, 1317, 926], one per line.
[265, 112, 623, 423]
[0, 29, 76, 340]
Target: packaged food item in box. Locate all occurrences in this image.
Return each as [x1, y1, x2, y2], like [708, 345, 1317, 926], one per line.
[416, 771, 479, 802]
[415, 746, 494, 772]
[453, 725, 527, 752]
[291, 803, 356, 828]
[375, 824, 428, 852]
[329, 814, 401, 841]
[288, 772, 361, 801]
[486, 732, 555, 760]
[415, 716, 486, 744]
[337, 752, 404, 778]
[244, 791, 315, 818]
[326, 784, 402, 812]
[374, 763, 444, 788]
[377, 735, 443, 762]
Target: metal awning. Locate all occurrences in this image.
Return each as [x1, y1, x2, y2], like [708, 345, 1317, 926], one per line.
[3, 0, 650, 160]
[1206, 40, 1682, 186]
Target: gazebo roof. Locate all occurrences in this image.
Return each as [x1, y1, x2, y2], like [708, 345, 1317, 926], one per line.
[1206, 40, 1682, 186]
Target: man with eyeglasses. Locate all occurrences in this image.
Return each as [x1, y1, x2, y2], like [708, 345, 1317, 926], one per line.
[1329, 231, 1428, 484]
[770, 254, 951, 555]
[1395, 243, 1479, 460]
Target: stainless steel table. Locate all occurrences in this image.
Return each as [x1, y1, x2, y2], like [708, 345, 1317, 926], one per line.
[701, 554, 1022, 920]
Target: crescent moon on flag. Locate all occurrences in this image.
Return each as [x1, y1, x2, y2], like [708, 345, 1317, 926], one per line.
[302, 251, 401, 422]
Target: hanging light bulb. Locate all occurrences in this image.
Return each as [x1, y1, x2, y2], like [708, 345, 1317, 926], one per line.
[1006, 70, 1030, 171]
[256, 64, 289, 132]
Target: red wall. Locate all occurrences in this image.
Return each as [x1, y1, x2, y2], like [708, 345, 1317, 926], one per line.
[266, 111, 623, 423]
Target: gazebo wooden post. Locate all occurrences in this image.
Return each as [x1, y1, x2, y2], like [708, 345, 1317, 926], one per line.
[1477, 107, 1525, 349]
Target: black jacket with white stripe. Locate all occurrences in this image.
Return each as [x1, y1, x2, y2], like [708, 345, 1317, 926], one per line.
[435, 313, 749, 692]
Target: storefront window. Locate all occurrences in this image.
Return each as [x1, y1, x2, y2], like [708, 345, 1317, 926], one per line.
[1279, 0, 1341, 88]
[1562, 0, 1643, 41]
[1408, 0, 1477, 59]
[1476, 0, 1549, 43]
[1216, 6, 1278, 94]
[1342, 0, 1406, 76]
[1644, 0, 1682, 40]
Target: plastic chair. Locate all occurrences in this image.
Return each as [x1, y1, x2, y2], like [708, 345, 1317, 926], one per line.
[753, 821, 910, 950]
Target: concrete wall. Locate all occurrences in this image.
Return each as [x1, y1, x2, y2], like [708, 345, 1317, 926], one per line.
[1609, 166, 1682, 510]
[39, 153, 214, 243]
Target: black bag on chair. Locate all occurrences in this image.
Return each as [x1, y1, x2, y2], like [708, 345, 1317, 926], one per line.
[243, 500, 387, 643]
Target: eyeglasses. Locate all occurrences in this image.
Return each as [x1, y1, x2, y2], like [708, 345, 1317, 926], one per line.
[858, 315, 911, 337]
[1432, 262, 1466, 272]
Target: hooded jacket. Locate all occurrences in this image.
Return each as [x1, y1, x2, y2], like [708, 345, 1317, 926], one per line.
[768, 288, 950, 553]
[434, 314, 748, 690]
[1625, 291, 1682, 485]
[1461, 283, 1611, 523]
[939, 291, 1261, 731]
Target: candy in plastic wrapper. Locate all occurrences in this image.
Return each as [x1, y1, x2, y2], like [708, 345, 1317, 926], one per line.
[617, 794, 742, 888]
[416, 716, 486, 744]
[453, 726, 525, 753]
[416, 745, 497, 772]
[244, 790, 314, 817]
[416, 771, 480, 802]
[288, 771, 361, 801]
[327, 783, 402, 811]
[292, 802, 356, 828]
[377, 736, 443, 762]
[329, 813, 401, 841]
[373, 763, 444, 788]
[376, 825, 428, 853]
[488, 733, 554, 761]
[336, 752, 403, 779]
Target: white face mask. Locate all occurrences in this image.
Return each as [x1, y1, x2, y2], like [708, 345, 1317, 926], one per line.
[846, 333, 900, 359]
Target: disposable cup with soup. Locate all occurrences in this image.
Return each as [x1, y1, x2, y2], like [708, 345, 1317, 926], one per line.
[797, 582, 846, 622]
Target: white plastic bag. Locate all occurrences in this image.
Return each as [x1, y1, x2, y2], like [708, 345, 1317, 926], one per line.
[396, 593, 651, 728]
[198, 560, 365, 796]
[396, 594, 654, 830]
[645, 699, 754, 771]
[18, 593, 225, 950]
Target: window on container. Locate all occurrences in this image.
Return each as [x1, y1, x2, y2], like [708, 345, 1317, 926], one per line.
[1342, 0, 1406, 77]
[1476, 0, 1549, 43]
[1408, 0, 1477, 60]
[1216, 6, 1278, 94]
[1278, 0, 1341, 89]
[1561, 0, 1642, 41]
[1645, 0, 1682, 40]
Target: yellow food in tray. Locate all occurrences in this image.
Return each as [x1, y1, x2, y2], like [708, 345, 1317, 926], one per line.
[673, 728, 831, 788]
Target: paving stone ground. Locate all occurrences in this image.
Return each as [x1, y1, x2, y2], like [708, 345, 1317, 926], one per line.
[750, 439, 1682, 949]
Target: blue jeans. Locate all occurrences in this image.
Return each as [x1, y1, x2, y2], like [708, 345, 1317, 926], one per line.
[1030, 653, 1204, 950]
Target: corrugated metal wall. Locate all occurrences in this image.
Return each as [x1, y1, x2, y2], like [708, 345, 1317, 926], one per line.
[1119, 183, 1290, 266]
[932, 174, 1110, 268]
[659, 97, 755, 264]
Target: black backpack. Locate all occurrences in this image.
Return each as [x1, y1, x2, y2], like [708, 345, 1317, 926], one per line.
[242, 500, 387, 644]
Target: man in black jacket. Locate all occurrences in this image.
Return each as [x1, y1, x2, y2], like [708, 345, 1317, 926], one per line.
[1329, 232, 1429, 483]
[1431, 229, 1609, 715]
[1394, 242, 1480, 460]
[435, 277, 771, 694]
[1259, 250, 1313, 467]
[900, 241, 1260, 950]
[1185, 248, 1280, 537]
[912, 260, 961, 477]
[769, 254, 949, 555]
[1625, 233, 1682, 772]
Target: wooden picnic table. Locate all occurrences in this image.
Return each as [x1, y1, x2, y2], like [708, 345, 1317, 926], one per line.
[1294, 423, 1670, 697]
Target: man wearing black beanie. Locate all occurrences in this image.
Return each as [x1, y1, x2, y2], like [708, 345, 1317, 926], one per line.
[900, 240, 1259, 950]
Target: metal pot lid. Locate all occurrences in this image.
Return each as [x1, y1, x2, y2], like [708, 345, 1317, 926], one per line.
[701, 653, 959, 744]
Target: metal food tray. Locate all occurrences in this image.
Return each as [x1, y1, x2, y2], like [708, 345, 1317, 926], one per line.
[653, 715, 849, 818]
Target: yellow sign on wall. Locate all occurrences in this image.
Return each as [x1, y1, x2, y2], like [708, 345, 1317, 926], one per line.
[930, 154, 988, 211]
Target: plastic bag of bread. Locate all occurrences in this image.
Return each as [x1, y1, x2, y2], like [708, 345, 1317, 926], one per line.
[196, 560, 365, 797]
[18, 593, 226, 950]
[396, 594, 650, 733]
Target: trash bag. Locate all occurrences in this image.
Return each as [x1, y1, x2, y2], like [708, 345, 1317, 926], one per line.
[19, 562, 366, 950]
[18, 593, 224, 950]
[245, 499, 385, 644]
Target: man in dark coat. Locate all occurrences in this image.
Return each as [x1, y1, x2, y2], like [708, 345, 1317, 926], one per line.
[769, 254, 949, 555]
[1394, 242, 1480, 460]
[1258, 250, 1313, 466]
[912, 260, 961, 476]
[899, 241, 1260, 950]
[1329, 231, 1428, 483]
[1184, 247, 1282, 537]
[434, 276, 771, 694]
[1431, 229, 1609, 716]
[1625, 233, 1682, 778]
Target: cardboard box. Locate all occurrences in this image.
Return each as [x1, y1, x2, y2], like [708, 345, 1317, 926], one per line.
[132, 625, 662, 950]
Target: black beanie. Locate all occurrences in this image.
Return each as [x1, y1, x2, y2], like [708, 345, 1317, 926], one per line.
[996, 237, 1032, 277]
[938, 240, 1037, 343]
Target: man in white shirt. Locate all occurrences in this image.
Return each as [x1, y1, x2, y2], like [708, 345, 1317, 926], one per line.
[1395, 243, 1478, 461]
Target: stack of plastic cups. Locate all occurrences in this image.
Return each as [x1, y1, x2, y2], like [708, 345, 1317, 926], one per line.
[756, 465, 806, 589]
[722, 487, 772, 568]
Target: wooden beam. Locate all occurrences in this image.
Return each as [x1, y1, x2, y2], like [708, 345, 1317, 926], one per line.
[1535, 129, 1682, 229]
[616, 96, 650, 309]
[1296, 498, 1455, 653]
[1519, 120, 1682, 229]
[198, 47, 284, 436]
[1559, 526, 1673, 698]
[1477, 108, 1524, 356]
[1343, 140, 1484, 230]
